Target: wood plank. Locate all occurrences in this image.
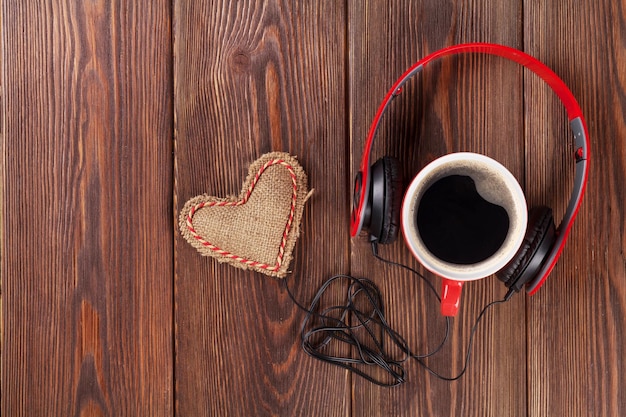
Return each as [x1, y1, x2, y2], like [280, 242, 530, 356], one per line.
[524, 1, 626, 416]
[173, 1, 350, 416]
[1, 1, 174, 415]
[348, 1, 527, 415]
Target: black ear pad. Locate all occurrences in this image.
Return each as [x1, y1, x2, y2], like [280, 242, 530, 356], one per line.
[368, 157, 403, 244]
[496, 206, 556, 292]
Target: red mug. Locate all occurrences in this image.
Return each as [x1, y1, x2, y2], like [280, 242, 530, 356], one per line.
[401, 153, 528, 316]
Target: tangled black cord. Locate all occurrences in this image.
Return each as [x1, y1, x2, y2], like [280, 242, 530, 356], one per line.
[283, 241, 509, 386]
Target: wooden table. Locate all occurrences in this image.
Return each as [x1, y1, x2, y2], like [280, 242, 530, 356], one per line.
[2, 1, 624, 416]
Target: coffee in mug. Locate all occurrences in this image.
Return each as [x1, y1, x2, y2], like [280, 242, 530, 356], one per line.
[401, 153, 527, 316]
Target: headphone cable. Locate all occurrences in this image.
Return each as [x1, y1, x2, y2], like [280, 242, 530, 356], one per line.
[283, 241, 510, 385]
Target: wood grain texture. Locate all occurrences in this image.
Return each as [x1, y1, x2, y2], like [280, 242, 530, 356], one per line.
[524, 1, 626, 416]
[173, 1, 350, 416]
[348, 1, 527, 416]
[1, 1, 173, 416]
[2, 1, 624, 415]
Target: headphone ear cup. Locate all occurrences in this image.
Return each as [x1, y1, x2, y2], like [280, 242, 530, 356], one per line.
[496, 206, 556, 291]
[369, 157, 403, 244]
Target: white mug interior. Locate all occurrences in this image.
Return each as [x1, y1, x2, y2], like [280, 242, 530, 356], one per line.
[401, 152, 528, 281]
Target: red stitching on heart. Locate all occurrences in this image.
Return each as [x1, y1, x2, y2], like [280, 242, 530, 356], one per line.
[185, 158, 298, 271]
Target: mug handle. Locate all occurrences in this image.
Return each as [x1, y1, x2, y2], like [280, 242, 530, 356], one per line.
[441, 279, 464, 316]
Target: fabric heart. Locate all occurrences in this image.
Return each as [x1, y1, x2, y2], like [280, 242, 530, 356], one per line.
[179, 152, 310, 278]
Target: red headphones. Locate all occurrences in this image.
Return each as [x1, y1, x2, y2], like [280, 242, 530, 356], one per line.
[351, 43, 589, 296]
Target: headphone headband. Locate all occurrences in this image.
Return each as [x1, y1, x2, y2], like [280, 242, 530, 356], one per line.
[351, 43, 589, 294]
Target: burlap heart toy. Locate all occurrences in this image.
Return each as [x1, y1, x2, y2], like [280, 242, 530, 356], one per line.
[179, 152, 310, 278]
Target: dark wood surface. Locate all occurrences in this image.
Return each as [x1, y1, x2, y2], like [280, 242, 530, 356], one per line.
[1, 1, 174, 416]
[348, 2, 528, 416]
[2, 1, 625, 416]
[173, 1, 350, 416]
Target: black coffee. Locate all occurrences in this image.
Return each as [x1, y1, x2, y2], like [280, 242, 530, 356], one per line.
[416, 175, 509, 265]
